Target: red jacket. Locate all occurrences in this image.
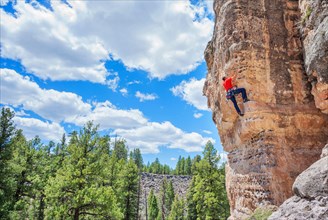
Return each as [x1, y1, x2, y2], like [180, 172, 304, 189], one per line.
[223, 77, 233, 91]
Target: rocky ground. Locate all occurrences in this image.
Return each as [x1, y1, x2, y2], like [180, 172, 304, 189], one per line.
[269, 144, 328, 220]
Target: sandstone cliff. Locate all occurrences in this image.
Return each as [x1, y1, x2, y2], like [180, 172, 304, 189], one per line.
[203, 0, 328, 219]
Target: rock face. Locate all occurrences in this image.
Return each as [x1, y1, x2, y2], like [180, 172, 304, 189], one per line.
[299, 0, 328, 114]
[203, 0, 328, 219]
[268, 146, 328, 220]
[138, 173, 191, 219]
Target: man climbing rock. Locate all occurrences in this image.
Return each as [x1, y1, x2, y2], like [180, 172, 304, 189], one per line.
[222, 72, 249, 116]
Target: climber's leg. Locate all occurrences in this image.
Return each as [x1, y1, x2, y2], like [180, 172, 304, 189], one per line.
[230, 96, 242, 115]
[234, 88, 249, 103]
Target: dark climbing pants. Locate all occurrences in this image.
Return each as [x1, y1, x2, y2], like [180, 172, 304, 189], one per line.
[228, 88, 248, 114]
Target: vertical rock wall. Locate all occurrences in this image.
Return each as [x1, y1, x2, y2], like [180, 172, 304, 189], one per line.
[203, 0, 328, 219]
[299, 0, 328, 113]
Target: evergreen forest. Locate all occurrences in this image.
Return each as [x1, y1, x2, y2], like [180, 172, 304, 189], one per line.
[0, 107, 229, 219]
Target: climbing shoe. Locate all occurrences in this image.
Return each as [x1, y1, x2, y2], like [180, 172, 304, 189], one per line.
[238, 112, 244, 116]
[243, 98, 250, 103]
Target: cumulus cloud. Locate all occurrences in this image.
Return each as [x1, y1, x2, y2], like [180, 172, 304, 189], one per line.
[135, 91, 158, 102]
[0, 0, 213, 81]
[120, 88, 128, 96]
[0, 1, 109, 83]
[171, 78, 209, 111]
[1, 69, 213, 154]
[114, 121, 214, 154]
[0, 0, 9, 6]
[203, 130, 212, 134]
[73, 101, 148, 130]
[106, 75, 120, 91]
[193, 113, 203, 118]
[1, 68, 91, 122]
[15, 109, 29, 117]
[13, 116, 65, 141]
[128, 81, 141, 85]
[219, 152, 228, 164]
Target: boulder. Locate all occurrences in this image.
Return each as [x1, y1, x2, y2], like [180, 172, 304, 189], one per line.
[269, 147, 328, 220]
[293, 157, 328, 199]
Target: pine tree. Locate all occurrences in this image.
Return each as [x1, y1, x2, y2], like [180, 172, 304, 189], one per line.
[0, 108, 16, 218]
[148, 189, 159, 220]
[168, 196, 185, 220]
[187, 141, 230, 220]
[131, 148, 143, 171]
[163, 165, 171, 174]
[166, 180, 175, 216]
[180, 158, 185, 175]
[191, 155, 201, 175]
[10, 134, 45, 219]
[186, 178, 197, 220]
[159, 177, 168, 220]
[175, 156, 182, 175]
[119, 159, 140, 220]
[185, 156, 192, 175]
[113, 139, 128, 161]
[45, 122, 122, 219]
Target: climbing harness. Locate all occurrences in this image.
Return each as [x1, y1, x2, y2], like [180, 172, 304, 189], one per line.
[225, 87, 237, 100]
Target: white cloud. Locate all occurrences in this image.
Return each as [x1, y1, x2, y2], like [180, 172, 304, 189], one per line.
[1, 69, 212, 154]
[13, 116, 65, 141]
[170, 157, 177, 161]
[199, 0, 214, 17]
[106, 75, 120, 91]
[193, 113, 203, 118]
[206, 1, 214, 15]
[135, 91, 158, 102]
[1, 68, 92, 122]
[114, 121, 214, 154]
[171, 78, 209, 111]
[219, 152, 228, 164]
[120, 88, 128, 96]
[15, 109, 29, 117]
[0, 0, 213, 80]
[0, 1, 109, 83]
[0, 0, 9, 6]
[128, 81, 141, 85]
[203, 130, 212, 134]
[73, 101, 148, 130]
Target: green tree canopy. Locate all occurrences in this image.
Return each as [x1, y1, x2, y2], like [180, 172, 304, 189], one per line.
[45, 122, 122, 219]
[148, 189, 159, 220]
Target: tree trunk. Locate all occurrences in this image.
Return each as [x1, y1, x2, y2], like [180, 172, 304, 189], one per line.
[37, 193, 45, 220]
[74, 208, 79, 220]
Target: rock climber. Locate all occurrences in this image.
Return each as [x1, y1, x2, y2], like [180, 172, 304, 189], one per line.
[222, 72, 249, 116]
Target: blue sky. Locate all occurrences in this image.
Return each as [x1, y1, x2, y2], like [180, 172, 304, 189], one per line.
[0, 0, 226, 167]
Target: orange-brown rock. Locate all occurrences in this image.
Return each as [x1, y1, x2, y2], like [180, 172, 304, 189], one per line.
[203, 0, 328, 219]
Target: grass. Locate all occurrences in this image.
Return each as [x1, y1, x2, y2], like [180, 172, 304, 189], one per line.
[301, 6, 313, 24]
[247, 206, 277, 220]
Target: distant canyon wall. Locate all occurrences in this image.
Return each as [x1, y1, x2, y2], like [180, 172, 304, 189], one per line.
[138, 173, 191, 219]
[203, 0, 328, 219]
